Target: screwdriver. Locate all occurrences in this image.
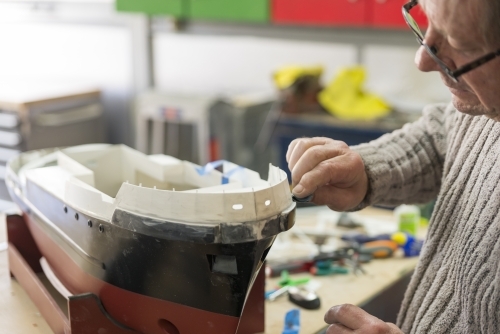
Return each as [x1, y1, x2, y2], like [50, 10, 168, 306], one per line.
[360, 240, 399, 259]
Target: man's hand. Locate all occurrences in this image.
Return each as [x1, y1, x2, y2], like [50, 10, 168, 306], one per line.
[325, 304, 403, 333]
[286, 137, 368, 211]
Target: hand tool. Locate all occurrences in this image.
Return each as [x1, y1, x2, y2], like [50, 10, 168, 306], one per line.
[288, 287, 321, 310]
[292, 194, 314, 203]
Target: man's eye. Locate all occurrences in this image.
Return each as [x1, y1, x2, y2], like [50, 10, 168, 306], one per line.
[451, 44, 478, 56]
[448, 38, 478, 54]
[460, 48, 481, 57]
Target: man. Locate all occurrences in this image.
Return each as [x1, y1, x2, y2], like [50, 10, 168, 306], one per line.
[286, 0, 500, 332]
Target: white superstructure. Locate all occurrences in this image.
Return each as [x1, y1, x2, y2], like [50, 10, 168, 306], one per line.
[6, 144, 293, 225]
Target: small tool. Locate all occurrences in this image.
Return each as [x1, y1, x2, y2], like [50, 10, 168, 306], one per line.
[288, 286, 321, 310]
[361, 240, 398, 259]
[341, 233, 392, 244]
[310, 260, 349, 276]
[323, 247, 367, 276]
[266, 261, 314, 277]
[347, 252, 367, 276]
[310, 266, 349, 276]
[279, 270, 310, 287]
[267, 285, 291, 301]
[314, 246, 369, 263]
[291, 194, 313, 203]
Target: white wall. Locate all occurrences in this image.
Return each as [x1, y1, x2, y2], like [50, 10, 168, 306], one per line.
[0, 3, 148, 145]
[154, 33, 357, 96]
[363, 45, 450, 112]
[153, 32, 451, 111]
[0, 23, 132, 88]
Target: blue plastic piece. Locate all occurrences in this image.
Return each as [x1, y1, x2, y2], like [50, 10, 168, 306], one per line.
[282, 309, 300, 334]
[402, 234, 424, 257]
[195, 160, 244, 184]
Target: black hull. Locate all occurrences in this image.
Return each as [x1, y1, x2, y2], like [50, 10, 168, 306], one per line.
[14, 180, 294, 318]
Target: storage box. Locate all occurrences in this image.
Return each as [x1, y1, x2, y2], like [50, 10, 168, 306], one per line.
[371, 0, 428, 29]
[272, 0, 426, 29]
[272, 0, 368, 26]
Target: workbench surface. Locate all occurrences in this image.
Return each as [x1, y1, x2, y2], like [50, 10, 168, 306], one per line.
[263, 256, 418, 333]
[261, 206, 419, 334]
[0, 207, 420, 334]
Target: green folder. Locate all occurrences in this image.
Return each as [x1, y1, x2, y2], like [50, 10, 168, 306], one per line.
[116, 0, 186, 17]
[188, 0, 269, 23]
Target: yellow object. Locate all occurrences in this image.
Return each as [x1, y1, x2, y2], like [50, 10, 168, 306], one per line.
[420, 217, 429, 228]
[318, 66, 391, 121]
[273, 65, 323, 90]
[392, 232, 408, 246]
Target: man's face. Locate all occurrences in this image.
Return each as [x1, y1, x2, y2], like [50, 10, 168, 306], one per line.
[417, 0, 500, 121]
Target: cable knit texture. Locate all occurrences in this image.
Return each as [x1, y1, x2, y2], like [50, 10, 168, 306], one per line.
[352, 102, 500, 333]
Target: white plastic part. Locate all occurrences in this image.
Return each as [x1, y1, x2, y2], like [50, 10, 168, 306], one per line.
[18, 144, 293, 225]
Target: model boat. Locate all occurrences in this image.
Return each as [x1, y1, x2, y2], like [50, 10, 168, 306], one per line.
[5, 144, 296, 334]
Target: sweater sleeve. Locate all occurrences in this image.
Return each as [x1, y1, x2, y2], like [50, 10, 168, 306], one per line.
[351, 103, 456, 209]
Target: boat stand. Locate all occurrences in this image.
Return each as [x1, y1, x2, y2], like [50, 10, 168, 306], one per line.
[7, 214, 265, 334]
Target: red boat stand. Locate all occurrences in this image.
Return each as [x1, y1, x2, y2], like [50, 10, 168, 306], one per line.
[7, 214, 265, 334]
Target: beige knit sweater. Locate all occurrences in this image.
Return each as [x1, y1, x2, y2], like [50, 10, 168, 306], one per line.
[353, 103, 500, 333]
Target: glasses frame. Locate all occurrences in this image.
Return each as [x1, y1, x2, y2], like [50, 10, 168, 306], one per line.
[402, 0, 500, 83]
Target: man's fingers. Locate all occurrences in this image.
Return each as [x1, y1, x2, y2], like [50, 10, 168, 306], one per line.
[292, 149, 366, 194]
[291, 144, 348, 186]
[291, 157, 342, 197]
[324, 304, 379, 330]
[286, 139, 300, 163]
[287, 138, 311, 169]
[286, 137, 367, 210]
[287, 137, 335, 172]
[325, 323, 353, 334]
[325, 305, 403, 334]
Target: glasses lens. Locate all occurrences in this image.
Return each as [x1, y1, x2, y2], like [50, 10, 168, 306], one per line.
[403, 10, 424, 42]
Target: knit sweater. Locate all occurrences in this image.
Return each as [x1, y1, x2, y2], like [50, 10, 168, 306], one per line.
[353, 103, 500, 333]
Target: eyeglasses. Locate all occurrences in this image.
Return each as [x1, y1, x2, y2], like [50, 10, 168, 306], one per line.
[402, 0, 500, 83]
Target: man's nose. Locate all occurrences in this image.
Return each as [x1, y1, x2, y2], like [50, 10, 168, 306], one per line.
[415, 46, 440, 72]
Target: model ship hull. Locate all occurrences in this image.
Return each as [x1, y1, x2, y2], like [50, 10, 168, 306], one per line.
[21, 213, 247, 334]
[6, 145, 295, 334]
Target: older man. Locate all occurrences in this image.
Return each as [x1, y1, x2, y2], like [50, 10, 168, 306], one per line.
[286, 0, 500, 332]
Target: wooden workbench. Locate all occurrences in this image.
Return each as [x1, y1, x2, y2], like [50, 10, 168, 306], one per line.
[0, 207, 420, 334]
[0, 210, 56, 334]
[263, 255, 418, 334]
[0, 254, 54, 333]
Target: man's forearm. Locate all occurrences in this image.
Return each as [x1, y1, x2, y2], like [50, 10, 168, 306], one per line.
[351, 103, 453, 209]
